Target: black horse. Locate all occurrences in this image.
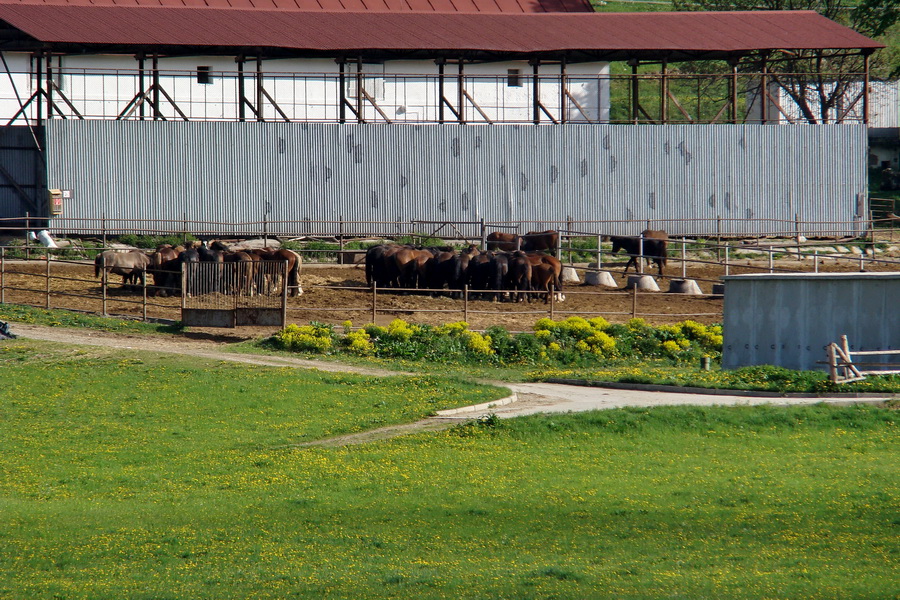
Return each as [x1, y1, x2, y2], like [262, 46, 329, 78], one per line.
[609, 230, 668, 277]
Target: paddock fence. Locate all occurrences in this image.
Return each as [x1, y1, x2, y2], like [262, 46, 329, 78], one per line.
[2, 228, 899, 329]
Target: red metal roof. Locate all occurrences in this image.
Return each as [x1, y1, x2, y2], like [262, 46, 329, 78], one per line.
[0, 0, 594, 12]
[0, 7, 883, 59]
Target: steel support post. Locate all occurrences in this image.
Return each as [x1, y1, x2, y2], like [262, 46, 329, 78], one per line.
[35, 50, 43, 127]
[338, 59, 346, 124]
[457, 60, 465, 124]
[863, 52, 870, 125]
[256, 57, 264, 122]
[46, 55, 53, 121]
[630, 60, 639, 124]
[660, 60, 668, 123]
[356, 56, 363, 124]
[730, 61, 738, 123]
[152, 54, 161, 120]
[560, 59, 567, 124]
[760, 54, 768, 125]
[437, 59, 445, 124]
[138, 53, 145, 120]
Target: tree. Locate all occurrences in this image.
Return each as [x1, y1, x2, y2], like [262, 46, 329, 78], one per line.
[672, 0, 900, 123]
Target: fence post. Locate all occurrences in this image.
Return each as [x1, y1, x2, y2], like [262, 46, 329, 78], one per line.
[827, 342, 838, 383]
[281, 261, 288, 328]
[768, 248, 774, 273]
[45, 251, 51, 310]
[549, 284, 555, 320]
[681, 238, 686, 279]
[814, 250, 819, 274]
[631, 285, 637, 319]
[263, 214, 268, 247]
[101, 212, 106, 249]
[596, 232, 602, 269]
[716, 216, 721, 263]
[463, 285, 469, 323]
[637, 234, 644, 275]
[0, 245, 4, 304]
[25, 212, 30, 261]
[724, 242, 730, 277]
[480, 218, 486, 250]
[101, 256, 108, 317]
[371, 282, 377, 323]
[339, 215, 345, 254]
[566, 216, 572, 263]
[142, 269, 148, 321]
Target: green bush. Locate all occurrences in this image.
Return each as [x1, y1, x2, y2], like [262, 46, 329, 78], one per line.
[116, 233, 196, 249]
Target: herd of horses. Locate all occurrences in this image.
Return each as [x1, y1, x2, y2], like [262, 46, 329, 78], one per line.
[94, 241, 303, 297]
[92, 229, 669, 301]
[362, 229, 668, 303]
[365, 242, 566, 303]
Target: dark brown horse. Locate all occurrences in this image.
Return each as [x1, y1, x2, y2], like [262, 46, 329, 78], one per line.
[609, 229, 668, 277]
[487, 230, 559, 253]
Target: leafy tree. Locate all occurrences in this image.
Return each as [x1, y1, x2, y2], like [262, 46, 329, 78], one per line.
[672, 0, 900, 123]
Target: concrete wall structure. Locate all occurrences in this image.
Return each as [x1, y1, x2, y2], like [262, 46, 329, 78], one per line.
[722, 272, 900, 371]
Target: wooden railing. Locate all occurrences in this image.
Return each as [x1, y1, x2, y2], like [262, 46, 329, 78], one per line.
[827, 335, 900, 384]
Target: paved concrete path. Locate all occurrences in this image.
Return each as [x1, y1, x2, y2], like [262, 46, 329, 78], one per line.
[7, 322, 894, 446]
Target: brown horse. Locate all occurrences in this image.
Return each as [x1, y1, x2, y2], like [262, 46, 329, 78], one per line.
[223, 251, 256, 296]
[525, 252, 564, 303]
[251, 248, 303, 296]
[486, 230, 559, 253]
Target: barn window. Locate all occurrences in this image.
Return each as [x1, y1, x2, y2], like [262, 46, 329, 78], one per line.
[507, 69, 521, 87]
[196, 66, 212, 84]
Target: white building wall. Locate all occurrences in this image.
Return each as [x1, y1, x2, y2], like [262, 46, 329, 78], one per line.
[0, 52, 609, 124]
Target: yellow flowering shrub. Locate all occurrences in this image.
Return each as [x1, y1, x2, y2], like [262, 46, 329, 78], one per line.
[387, 318, 415, 341]
[344, 330, 375, 356]
[274, 323, 334, 353]
[534, 318, 555, 332]
[464, 331, 494, 355]
[627, 317, 649, 331]
[436, 321, 470, 335]
[585, 331, 616, 356]
[588, 316, 610, 331]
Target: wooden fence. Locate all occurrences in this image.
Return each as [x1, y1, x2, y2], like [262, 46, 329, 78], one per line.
[827, 335, 900, 384]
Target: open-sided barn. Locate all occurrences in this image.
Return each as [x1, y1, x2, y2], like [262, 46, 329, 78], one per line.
[0, 0, 884, 237]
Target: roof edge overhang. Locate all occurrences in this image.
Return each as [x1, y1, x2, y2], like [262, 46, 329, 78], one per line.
[0, 7, 884, 63]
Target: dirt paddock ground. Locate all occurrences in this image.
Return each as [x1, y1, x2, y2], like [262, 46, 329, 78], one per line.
[1, 255, 898, 334]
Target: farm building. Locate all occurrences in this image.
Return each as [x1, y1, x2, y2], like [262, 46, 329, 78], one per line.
[0, 1, 885, 237]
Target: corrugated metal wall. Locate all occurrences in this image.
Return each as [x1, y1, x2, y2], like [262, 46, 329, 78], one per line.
[45, 120, 868, 237]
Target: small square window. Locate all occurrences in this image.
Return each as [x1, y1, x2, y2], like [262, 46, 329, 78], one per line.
[507, 69, 521, 87]
[196, 66, 212, 85]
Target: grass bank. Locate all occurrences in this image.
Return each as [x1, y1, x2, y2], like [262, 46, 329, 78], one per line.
[0, 341, 896, 599]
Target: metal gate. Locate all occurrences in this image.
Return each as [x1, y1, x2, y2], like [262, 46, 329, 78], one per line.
[181, 260, 287, 328]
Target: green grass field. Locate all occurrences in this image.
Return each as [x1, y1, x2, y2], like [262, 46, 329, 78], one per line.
[1, 339, 897, 599]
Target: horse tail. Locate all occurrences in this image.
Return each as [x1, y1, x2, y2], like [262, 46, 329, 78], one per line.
[94, 253, 104, 278]
[288, 250, 303, 296]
